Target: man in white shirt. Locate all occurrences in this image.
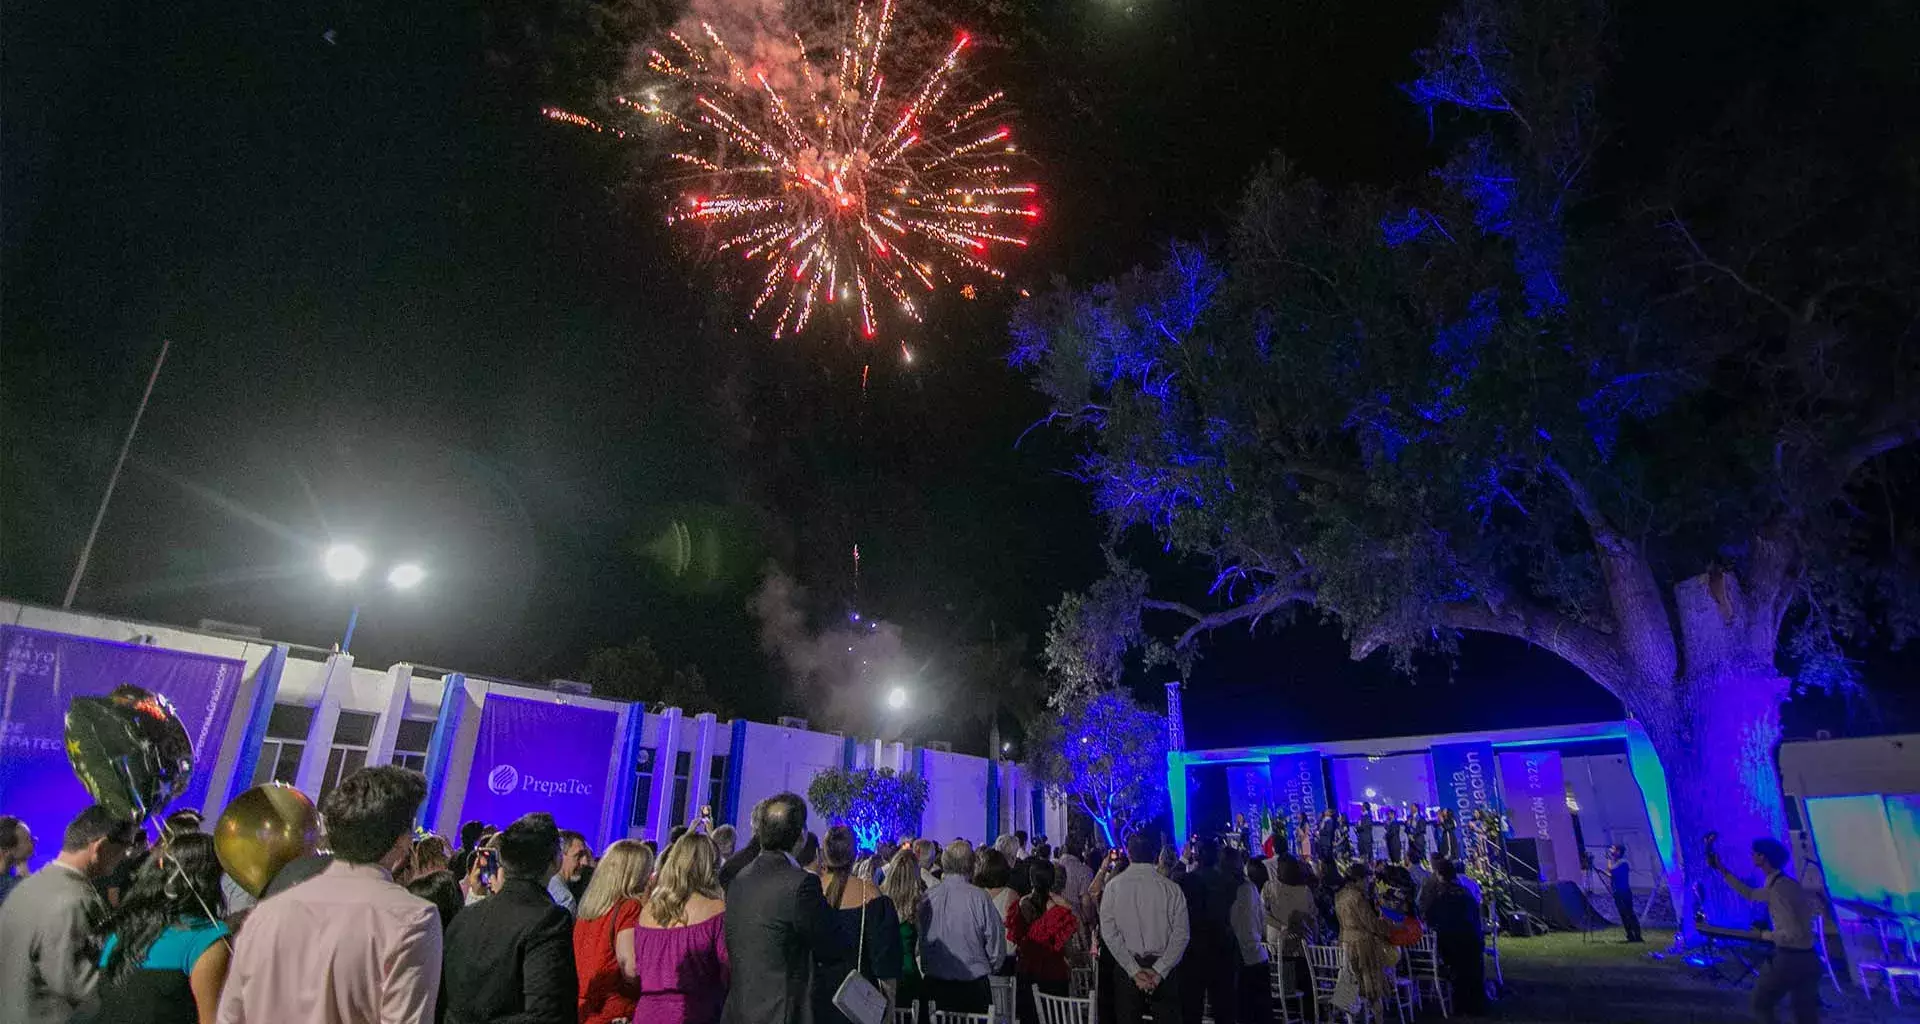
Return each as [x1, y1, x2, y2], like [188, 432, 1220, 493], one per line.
[1710, 837, 1819, 1024]
[217, 767, 442, 1024]
[1224, 848, 1270, 1022]
[1099, 831, 1191, 1024]
[1055, 837, 1094, 919]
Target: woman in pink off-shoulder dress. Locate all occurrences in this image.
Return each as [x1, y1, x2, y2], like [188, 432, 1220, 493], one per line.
[627, 832, 731, 1024]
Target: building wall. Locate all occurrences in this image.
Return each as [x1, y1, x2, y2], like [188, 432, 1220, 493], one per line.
[1, 602, 1028, 855]
[732, 720, 851, 836]
[922, 747, 992, 843]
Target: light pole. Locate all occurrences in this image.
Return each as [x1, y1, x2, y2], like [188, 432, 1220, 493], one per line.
[323, 543, 425, 653]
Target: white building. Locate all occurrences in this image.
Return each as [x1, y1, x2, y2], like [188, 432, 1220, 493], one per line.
[0, 600, 1063, 852]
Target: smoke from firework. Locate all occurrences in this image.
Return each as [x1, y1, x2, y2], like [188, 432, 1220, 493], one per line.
[750, 564, 911, 728]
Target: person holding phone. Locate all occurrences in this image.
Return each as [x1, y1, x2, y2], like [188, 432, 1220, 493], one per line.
[464, 839, 505, 906]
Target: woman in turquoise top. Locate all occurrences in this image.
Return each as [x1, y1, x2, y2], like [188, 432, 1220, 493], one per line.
[87, 831, 231, 1024]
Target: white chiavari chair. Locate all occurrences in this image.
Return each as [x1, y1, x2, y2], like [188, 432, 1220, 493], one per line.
[989, 977, 1017, 1024]
[929, 1012, 994, 1024]
[1306, 944, 1351, 1022]
[1269, 953, 1309, 1023]
[1406, 933, 1451, 1018]
[1069, 965, 1095, 999]
[1034, 990, 1093, 1024]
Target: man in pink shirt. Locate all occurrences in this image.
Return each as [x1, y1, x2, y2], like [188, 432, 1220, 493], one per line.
[217, 766, 442, 1024]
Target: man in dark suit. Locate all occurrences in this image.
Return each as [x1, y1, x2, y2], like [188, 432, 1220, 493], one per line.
[442, 812, 577, 1024]
[721, 792, 844, 1024]
[1175, 837, 1240, 1024]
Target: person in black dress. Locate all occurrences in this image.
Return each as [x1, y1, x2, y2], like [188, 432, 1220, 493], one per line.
[87, 831, 231, 1024]
[1407, 805, 1429, 868]
[1355, 805, 1376, 866]
[1382, 808, 1405, 866]
[813, 826, 901, 1024]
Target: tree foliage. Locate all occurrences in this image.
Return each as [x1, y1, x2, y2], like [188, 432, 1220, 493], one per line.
[1014, 0, 1920, 923]
[1027, 689, 1170, 846]
[577, 636, 731, 718]
[807, 766, 929, 850]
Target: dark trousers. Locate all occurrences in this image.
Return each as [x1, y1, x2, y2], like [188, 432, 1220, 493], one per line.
[1753, 949, 1821, 1024]
[1015, 977, 1068, 1024]
[1438, 932, 1486, 1014]
[922, 975, 992, 1015]
[1097, 944, 1121, 1024]
[1114, 969, 1182, 1024]
[1613, 890, 1643, 941]
[1178, 956, 1235, 1024]
[1237, 962, 1271, 1024]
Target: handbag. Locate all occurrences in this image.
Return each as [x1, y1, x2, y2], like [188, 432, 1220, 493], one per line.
[832, 895, 889, 1024]
[1329, 959, 1361, 1013]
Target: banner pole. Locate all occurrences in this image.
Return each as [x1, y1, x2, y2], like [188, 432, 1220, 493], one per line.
[64, 338, 170, 609]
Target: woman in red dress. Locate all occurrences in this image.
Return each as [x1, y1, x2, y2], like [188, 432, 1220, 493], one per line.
[1005, 860, 1080, 1024]
[573, 839, 657, 1024]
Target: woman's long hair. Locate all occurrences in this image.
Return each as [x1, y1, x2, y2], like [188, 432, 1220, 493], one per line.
[1019, 860, 1057, 923]
[97, 832, 226, 984]
[880, 849, 924, 923]
[648, 833, 721, 926]
[820, 825, 859, 909]
[578, 840, 655, 922]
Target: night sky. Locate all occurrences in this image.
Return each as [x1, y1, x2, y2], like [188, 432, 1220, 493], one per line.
[4, 0, 1891, 749]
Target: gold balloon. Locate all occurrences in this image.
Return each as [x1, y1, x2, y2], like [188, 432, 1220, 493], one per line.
[215, 783, 320, 898]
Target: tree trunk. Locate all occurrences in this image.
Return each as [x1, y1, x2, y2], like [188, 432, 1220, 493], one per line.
[1627, 573, 1791, 933]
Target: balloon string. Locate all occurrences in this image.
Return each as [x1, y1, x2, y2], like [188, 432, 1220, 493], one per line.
[152, 817, 237, 954]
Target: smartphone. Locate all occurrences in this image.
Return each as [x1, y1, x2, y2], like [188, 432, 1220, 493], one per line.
[475, 848, 499, 885]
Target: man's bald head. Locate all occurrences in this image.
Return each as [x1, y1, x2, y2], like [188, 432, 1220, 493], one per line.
[756, 792, 808, 854]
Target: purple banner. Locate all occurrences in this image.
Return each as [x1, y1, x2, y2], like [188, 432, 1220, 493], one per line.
[1497, 751, 1582, 882]
[0, 627, 245, 862]
[457, 694, 618, 839]
[1224, 764, 1271, 831]
[1430, 741, 1498, 818]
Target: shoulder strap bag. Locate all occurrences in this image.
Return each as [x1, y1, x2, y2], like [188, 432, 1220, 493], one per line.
[832, 888, 889, 1024]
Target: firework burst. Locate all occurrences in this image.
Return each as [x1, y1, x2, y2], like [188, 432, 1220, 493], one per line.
[547, 0, 1036, 343]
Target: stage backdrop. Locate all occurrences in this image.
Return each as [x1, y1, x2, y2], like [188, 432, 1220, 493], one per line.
[0, 627, 245, 856]
[1225, 764, 1271, 831]
[1497, 750, 1582, 881]
[1268, 752, 1328, 822]
[1330, 753, 1436, 816]
[457, 694, 619, 839]
[1430, 741, 1499, 820]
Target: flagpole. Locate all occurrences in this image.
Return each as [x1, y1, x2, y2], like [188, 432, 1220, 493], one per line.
[62, 339, 170, 609]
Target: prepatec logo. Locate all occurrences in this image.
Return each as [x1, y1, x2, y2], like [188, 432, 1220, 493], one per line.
[487, 764, 520, 795]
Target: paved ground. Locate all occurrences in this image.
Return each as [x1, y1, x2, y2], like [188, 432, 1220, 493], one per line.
[1479, 929, 1920, 1023]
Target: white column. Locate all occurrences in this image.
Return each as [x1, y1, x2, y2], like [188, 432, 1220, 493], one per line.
[887, 741, 908, 773]
[685, 713, 719, 822]
[365, 663, 413, 767]
[293, 653, 354, 799]
[646, 706, 684, 843]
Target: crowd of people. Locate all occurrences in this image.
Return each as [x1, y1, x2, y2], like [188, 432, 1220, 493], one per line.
[1080, 827, 1489, 1024]
[0, 779, 1837, 1024]
[0, 771, 1107, 1024]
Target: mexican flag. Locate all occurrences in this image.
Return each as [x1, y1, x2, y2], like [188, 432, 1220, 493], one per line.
[1260, 806, 1280, 857]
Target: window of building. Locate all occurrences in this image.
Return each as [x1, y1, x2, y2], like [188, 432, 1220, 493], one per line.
[250, 704, 314, 786]
[630, 747, 656, 829]
[706, 750, 728, 824]
[393, 719, 436, 773]
[320, 711, 378, 802]
[671, 749, 693, 826]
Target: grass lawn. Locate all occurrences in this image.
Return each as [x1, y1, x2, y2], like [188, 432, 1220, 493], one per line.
[1475, 928, 1920, 1023]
